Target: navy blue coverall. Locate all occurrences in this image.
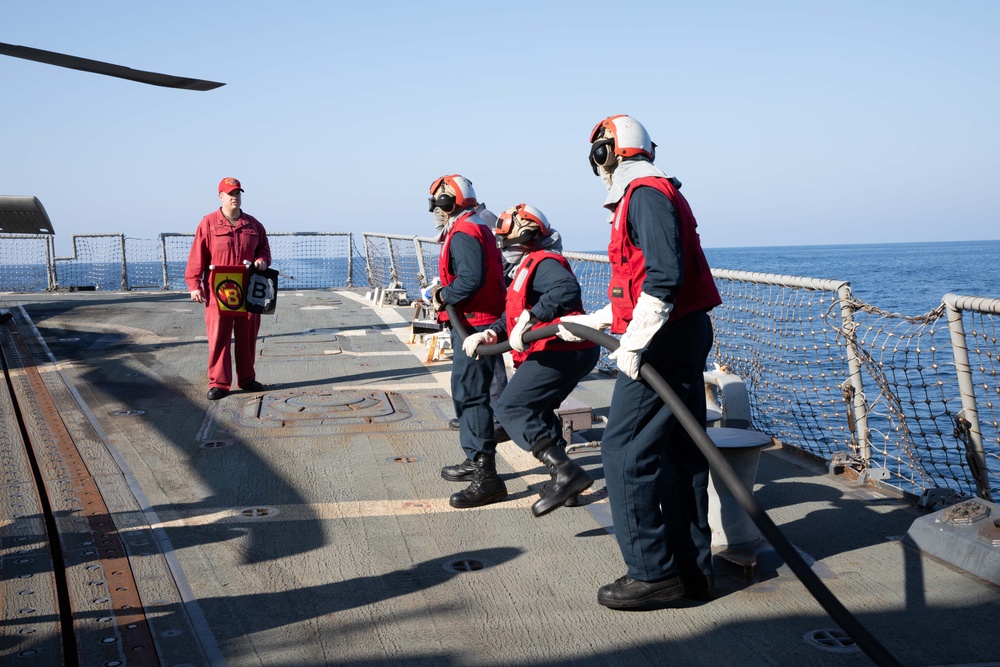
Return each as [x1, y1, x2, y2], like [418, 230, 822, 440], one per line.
[443, 232, 502, 460]
[602, 187, 715, 582]
[489, 258, 600, 455]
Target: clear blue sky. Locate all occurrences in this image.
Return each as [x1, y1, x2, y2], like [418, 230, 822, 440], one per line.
[3, 1, 998, 255]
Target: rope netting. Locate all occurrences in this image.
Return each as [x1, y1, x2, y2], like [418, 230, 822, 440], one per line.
[845, 299, 1000, 498]
[965, 308, 1000, 492]
[840, 303, 955, 493]
[53, 234, 126, 291]
[416, 239, 441, 289]
[265, 232, 357, 289]
[124, 237, 163, 289]
[362, 233, 392, 292]
[387, 236, 423, 295]
[0, 234, 51, 291]
[711, 272, 856, 462]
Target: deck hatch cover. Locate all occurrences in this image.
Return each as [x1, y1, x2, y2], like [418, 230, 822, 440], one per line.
[237, 389, 412, 428]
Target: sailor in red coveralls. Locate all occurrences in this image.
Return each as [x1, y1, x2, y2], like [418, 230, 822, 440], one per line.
[558, 115, 723, 609]
[423, 175, 508, 508]
[463, 204, 600, 516]
[185, 177, 272, 401]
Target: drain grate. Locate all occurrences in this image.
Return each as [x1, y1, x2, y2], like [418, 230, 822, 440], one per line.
[200, 440, 232, 449]
[237, 506, 280, 518]
[443, 559, 490, 573]
[111, 409, 145, 417]
[803, 628, 860, 653]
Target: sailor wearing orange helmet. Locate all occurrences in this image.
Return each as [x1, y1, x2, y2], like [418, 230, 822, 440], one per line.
[423, 174, 508, 508]
[559, 115, 722, 609]
[463, 204, 600, 516]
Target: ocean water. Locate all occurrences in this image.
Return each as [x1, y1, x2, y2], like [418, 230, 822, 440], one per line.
[701, 239, 1000, 315]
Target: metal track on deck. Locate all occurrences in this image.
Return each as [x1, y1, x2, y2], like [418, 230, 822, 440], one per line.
[0, 310, 158, 666]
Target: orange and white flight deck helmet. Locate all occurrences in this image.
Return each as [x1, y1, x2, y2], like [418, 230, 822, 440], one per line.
[495, 203, 551, 249]
[428, 174, 478, 213]
[588, 114, 656, 175]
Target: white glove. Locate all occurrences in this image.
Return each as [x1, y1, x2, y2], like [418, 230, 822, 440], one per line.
[608, 347, 641, 381]
[556, 303, 613, 342]
[462, 329, 497, 359]
[610, 292, 673, 380]
[509, 310, 535, 353]
[420, 277, 441, 302]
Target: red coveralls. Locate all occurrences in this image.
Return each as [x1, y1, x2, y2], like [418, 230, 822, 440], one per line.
[184, 210, 272, 391]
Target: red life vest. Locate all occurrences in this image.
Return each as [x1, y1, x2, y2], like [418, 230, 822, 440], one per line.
[607, 176, 721, 334]
[505, 251, 596, 367]
[438, 212, 506, 326]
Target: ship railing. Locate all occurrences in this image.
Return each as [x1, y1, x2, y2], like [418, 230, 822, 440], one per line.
[941, 294, 999, 501]
[1, 232, 366, 292]
[1, 231, 997, 502]
[361, 232, 440, 295]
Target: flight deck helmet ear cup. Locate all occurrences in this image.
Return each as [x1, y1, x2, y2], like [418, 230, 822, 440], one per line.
[428, 174, 478, 211]
[589, 138, 616, 175]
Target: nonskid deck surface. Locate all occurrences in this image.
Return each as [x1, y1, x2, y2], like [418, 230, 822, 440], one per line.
[1, 289, 998, 666]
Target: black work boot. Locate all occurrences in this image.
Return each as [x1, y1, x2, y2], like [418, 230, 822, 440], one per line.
[441, 457, 476, 482]
[539, 452, 581, 507]
[449, 453, 508, 508]
[597, 575, 684, 610]
[531, 439, 593, 517]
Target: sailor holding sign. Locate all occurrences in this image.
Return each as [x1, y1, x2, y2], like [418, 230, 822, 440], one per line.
[185, 177, 272, 400]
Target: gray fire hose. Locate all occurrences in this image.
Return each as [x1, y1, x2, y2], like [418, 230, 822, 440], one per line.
[445, 305, 903, 667]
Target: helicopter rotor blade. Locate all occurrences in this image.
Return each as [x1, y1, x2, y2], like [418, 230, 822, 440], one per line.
[0, 41, 225, 91]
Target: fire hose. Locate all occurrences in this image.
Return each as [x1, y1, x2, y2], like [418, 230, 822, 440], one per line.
[445, 304, 903, 667]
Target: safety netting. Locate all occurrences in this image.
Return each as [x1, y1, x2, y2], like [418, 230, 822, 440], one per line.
[0, 234, 52, 292]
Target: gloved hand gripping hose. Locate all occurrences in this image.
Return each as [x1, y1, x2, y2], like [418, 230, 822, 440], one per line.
[445, 304, 903, 667]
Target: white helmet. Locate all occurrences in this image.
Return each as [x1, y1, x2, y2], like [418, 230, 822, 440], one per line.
[428, 174, 478, 213]
[588, 114, 656, 175]
[495, 203, 551, 249]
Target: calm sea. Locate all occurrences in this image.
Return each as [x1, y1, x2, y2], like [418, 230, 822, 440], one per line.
[701, 240, 1000, 314]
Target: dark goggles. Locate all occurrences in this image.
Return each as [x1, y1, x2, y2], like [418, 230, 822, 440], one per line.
[428, 193, 456, 213]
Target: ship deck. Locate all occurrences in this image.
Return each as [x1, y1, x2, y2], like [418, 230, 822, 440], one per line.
[1, 288, 998, 667]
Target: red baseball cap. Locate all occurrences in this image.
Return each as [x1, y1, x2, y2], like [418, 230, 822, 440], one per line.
[218, 177, 244, 194]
